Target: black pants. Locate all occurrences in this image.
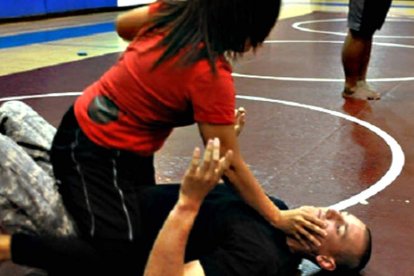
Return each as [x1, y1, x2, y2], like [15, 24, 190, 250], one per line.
[51, 106, 155, 241]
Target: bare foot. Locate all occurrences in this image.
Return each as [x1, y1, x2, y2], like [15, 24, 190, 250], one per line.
[342, 84, 380, 100]
[356, 80, 371, 89]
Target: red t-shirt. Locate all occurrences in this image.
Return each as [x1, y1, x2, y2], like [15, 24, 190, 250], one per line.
[74, 2, 235, 156]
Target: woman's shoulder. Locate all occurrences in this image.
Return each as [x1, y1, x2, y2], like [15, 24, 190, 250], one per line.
[191, 56, 233, 80]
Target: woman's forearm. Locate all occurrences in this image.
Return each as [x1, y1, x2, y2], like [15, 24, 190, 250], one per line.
[225, 159, 282, 227]
[197, 123, 282, 228]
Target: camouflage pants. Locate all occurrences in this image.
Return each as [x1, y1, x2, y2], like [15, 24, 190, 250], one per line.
[0, 101, 76, 237]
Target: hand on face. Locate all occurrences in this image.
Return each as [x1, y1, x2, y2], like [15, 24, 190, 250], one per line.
[279, 206, 328, 250]
[314, 208, 366, 253]
[179, 138, 233, 208]
[300, 207, 368, 272]
[289, 207, 367, 261]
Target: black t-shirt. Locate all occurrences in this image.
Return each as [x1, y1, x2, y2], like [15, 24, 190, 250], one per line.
[12, 184, 301, 275]
[137, 184, 300, 276]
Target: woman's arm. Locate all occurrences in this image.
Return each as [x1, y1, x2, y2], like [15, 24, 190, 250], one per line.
[198, 124, 279, 222]
[116, 5, 151, 41]
[198, 123, 327, 247]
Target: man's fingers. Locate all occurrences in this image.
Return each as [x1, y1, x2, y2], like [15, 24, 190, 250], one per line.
[200, 138, 222, 176]
[191, 138, 232, 182]
[189, 147, 201, 173]
[224, 150, 233, 168]
[203, 139, 213, 164]
[221, 150, 233, 171]
[202, 138, 219, 176]
[215, 150, 233, 176]
[209, 138, 220, 175]
[212, 138, 220, 161]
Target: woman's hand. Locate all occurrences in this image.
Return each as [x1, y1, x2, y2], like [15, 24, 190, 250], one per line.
[234, 107, 246, 136]
[278, 207, 327, 249]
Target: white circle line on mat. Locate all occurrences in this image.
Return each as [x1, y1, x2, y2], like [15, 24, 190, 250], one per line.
[0, 92, 405, 210]
[236, 94, 405, 210]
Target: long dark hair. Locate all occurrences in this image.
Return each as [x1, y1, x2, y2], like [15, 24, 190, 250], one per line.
[143, 0, 281, 72]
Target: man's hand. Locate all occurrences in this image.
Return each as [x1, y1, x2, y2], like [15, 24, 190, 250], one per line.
[144, 139, 232, 276]
[179, 138, 233, 209]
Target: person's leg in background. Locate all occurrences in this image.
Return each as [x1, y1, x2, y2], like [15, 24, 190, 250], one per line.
[341, 29, 378, 100]
[341, 0, 392, 100]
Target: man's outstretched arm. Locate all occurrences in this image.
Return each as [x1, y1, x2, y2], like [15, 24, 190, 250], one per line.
[144, 138, 232, 276]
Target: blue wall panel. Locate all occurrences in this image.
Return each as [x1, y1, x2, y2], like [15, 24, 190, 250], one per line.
[0, 0, 46, 19]
[0, 0, 123, 20]
[45, 0, 117, 14]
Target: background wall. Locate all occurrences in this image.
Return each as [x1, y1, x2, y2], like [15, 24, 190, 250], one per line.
[0, 0, 154, 19]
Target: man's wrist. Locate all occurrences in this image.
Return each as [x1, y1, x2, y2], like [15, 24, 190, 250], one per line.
[177, 195, 202, 214]
[169, 199, 201, 231]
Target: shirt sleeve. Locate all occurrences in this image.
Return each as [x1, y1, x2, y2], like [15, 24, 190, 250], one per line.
[190, 61, 236, 125]
[148, 1, 162, 14]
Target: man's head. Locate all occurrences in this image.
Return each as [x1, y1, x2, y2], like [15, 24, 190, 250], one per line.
[287, 208, 372, 273]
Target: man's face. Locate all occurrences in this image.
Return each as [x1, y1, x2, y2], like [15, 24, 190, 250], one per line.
[315, 208, 366, 260]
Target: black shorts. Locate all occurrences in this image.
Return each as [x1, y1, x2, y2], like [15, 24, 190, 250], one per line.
[51, 106, 155, 241]
[348, 0, 392, 35]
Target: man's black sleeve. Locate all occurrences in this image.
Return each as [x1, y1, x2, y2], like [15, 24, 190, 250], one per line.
[198, 219, 295, 276]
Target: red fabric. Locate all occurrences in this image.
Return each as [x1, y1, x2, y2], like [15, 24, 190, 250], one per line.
[148, 1, 161, 13]
[74, 2, 235, 156]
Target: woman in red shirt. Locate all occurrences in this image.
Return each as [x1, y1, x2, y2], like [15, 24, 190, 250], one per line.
[51, 0, 327, 269]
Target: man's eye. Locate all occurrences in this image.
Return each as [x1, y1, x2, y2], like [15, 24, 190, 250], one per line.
[337, 225, 344, 235]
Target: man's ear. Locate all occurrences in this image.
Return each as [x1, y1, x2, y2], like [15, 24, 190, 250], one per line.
[315, 255, 336, 271]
